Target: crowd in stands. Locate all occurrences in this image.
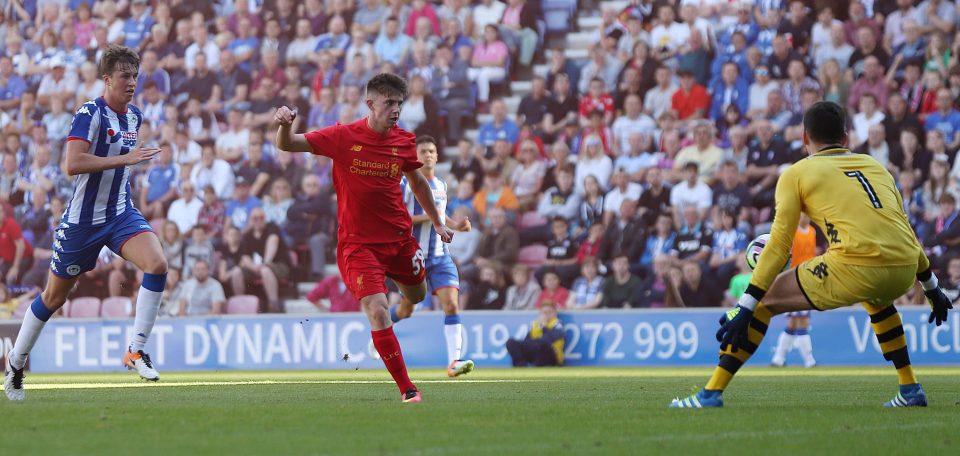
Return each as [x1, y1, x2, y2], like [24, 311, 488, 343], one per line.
[3, 0, 960, 317]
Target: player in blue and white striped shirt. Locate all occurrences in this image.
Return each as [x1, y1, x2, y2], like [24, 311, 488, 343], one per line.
[388, 135, 475, 377]
[5, 46, 168, 401]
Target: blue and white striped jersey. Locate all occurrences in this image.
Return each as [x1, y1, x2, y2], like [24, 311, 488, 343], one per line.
[401, 175, 449, 259]
[65, 97, 143, 226]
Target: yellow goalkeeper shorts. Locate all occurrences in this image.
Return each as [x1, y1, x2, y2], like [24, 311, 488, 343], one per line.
[795, 252, 917, 311]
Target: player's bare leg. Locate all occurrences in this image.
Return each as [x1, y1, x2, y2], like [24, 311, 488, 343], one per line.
[365, 283, 426, 403]
[120, 232, 168, 381]
[671, 269, 810, 408]
[436, 287, 474, 377]
[5, 271, 76, 401]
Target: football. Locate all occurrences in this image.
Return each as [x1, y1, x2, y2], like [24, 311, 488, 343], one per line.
[745, 233, 792, 271]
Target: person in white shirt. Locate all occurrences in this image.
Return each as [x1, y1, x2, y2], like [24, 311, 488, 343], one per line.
[190, 145, 236, 199]
[167, 182, 204, 235]
[644, 66, 677, 120]
[178, 259, 226, 316]
[286, 19, 319, 66]
[575, 136, 614, 194]
[215, 108, 251, 163]
[748, 66, 779, 116]
[814, 23, 854, 72]
[670, 161, 713, 221]
[650, 5, 689, 62]
[472, 0, 506, 40]
[603, 169, 642, 225]
[611, 94, 657, 156]
[184, 26, 220, 74]
[850, 93, 885, 148]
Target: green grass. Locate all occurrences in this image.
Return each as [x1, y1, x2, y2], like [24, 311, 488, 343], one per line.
[2, 367, 958, 455]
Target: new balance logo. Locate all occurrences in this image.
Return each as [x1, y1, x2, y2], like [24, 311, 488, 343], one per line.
[350, 145, 363, 152]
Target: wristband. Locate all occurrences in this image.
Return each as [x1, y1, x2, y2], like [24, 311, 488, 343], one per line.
[737, 293, 759, 311]
[920, 272, 939, 292]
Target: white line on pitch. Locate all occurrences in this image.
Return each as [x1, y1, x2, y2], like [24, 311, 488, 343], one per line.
[25, 379, 541, 390]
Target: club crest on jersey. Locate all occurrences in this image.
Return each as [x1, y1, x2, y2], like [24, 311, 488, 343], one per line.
[66, 265, 81, 276]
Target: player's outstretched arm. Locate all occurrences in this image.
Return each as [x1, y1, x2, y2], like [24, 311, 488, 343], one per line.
[403, 169, 455, 242]
[274, 106, 312, 153]
[65, 139, 160, 176]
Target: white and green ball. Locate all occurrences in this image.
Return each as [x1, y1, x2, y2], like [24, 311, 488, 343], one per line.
[745, 233, 792, 271]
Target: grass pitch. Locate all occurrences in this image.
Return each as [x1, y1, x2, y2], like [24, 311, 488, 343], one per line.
[2, 367, 958, 455]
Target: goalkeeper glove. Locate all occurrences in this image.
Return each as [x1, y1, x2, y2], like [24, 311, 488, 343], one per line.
[918, 270, 954, 326]
[716, 305, 753, 352]
[924, 287, 953, 326]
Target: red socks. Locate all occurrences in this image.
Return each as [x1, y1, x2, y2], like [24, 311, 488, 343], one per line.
[371, 327, 416, 393]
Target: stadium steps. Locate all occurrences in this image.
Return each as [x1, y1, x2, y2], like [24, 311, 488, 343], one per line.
[285, 299, 322, 314]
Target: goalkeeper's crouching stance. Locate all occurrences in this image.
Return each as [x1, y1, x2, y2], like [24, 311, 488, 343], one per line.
[669, 101, 954, 408]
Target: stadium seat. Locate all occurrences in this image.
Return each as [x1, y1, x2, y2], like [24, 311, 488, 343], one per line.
[68, 297, 101, 318]
[101, 297, 133, 318]
[519, 211, 547, 229]
[225, 295, 260, 315]
[517, 245, 548, 268]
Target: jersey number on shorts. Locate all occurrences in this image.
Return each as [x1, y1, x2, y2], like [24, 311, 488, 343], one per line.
[411, 249, 426, 276]
[844, 171, 883, 209]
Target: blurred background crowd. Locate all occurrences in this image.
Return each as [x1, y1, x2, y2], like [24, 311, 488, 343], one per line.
[1, 0, 958, 318]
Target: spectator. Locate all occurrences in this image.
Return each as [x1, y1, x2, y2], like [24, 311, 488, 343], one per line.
[430, 45, 471, 143]
[461, 207, 519, 284]
[177, 259, 225, 316]
[503, 263, 542, 311]
[669, 262, 722, 307]
[468, 25, 510, 110]
[211, 50, 251, 114]
[677, 29, 710, 87]
[262, 179, 294, 227]
[182, 225, 216, 282]
[854, 124, 891, 166]
[498, 0, 538, 68]
[671, 69, 709, 122]
[816, 23, 855, 73]
[448, 205, 482, 266]
[506, 302, 565, 367]
[306, 269, 361, 312]
[466, 263, 506, 310]
[884, 93, 923, 144]
[566, 257, 603, 309]
[848, 25, 889, 80]
[0, 56, 27, 113]
[924, 193, 960, 267]
[234, 135, 278, 197]
[924, 87, 960, 150]
[315, 16, 351, 68]
[286, 174, 331, 280]
[708, 209, 749, 285]
[398, 74, 441, 139]
[36, 56, 78, 109]
[611, 95, 656, 157]
[579, 77, 615, 127]
[225, 177, 262, 232]
[644, 66, 677, 121]
[599, 255, 643, 309]
[510, 140, 546, 210]
[477, 100, 520, 147]
[517, 76, 550, 129]
[471, 169, 519, 225]
[851, 93, 886, 148]
[355, 0, 389, 37]
[184, 26, 220, 75]
[190, 144, 235, 200]
[534, 216, 580, 287]
[0, 204, 32, 285]
[374, 16, 413, 66]
[542, 74, 579, 143]
[670, 161, 713, 220]
[578, 174, 605, 231]
[603, 169, 642, 224]
[575, 136, 613, 194]
[847, 56, 891, 114]
[472, 0, 507, 38]
[229, 17, 262, 71]
[235, 208, 291, 313]
[139, 147, 180, 220]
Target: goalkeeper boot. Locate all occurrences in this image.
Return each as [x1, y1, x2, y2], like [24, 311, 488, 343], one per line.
[3, 353, 25, 401]
[447, 359, 475, 378]
[402, 388, 422, 403]
[123, 349, 160, 382]
[669, 388, 723, 408]
[883, 383, 927, 407]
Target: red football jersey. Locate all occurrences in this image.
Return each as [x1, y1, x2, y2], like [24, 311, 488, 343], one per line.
[305, 118, 423, 244]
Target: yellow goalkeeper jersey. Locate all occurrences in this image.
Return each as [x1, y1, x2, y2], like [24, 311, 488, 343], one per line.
[751, 147, 930, 292]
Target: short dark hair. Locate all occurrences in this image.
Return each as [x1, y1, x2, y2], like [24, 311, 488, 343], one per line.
[98, 45, 140, 78]
[416, 135, 438, 147]
[803, 101, 847, 145]
[366, 73, 408, 100]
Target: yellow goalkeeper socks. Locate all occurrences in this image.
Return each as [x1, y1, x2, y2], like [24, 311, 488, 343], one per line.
[862, 303, 917, 385]
[705, 304, 772, 391]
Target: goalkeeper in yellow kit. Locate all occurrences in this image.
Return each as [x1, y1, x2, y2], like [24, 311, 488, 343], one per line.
[670, 101, 953, 408]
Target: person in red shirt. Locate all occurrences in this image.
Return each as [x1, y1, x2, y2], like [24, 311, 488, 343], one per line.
[274, 73, 453, 403]
[671, 69, 709, 122]
[578, 77, 615, 127]
[306, 270, 360, 313]
[0, 204, 33, 285]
